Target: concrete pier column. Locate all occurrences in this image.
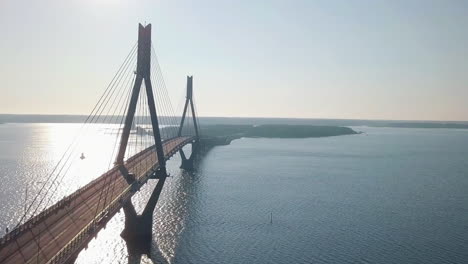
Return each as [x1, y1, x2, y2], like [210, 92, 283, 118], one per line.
[121, 176, 166, 245]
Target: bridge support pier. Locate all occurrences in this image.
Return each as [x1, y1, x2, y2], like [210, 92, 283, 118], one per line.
[179, 142, 199, 171]
[121, 175, 167, 251]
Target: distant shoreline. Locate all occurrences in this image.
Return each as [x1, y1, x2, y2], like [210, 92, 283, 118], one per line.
[372, 122, 468, 129]
[199, 124, 359, 140]
[1, 114, 468, 129]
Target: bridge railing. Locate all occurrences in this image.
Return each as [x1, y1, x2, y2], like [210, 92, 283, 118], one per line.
[0, 161, 126, 248]
[0, 177, 101, 248]
[47, 137, 194, 264]
[47, 183, 134, 264]
[1, 136, 195, 263]
[0, 137, 184, 248]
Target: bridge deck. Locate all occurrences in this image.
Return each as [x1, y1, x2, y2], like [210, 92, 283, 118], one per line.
[0, 136, 193, 264]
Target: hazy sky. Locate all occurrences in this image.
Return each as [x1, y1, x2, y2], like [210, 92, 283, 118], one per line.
[1, 0, 467, 120]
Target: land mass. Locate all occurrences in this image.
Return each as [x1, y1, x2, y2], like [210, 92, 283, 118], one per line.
[194, 124, 359, 146]
[1, 114, 468, 128]
[374, 122, 468, 129]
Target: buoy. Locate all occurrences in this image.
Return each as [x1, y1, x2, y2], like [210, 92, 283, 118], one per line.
[80, 153, 85, 160]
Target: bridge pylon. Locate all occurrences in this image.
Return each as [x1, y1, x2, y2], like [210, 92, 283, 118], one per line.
[115, 23, 167, 179]
[0, 23, 206, 264]
[118, 23, 169, 247]
[178, 76, 199, 170]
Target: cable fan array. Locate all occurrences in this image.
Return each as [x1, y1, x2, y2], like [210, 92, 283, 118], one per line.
[15, 41, 199, 228]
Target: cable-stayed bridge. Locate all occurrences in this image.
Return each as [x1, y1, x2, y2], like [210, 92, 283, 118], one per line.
[0, 24, 201, 264]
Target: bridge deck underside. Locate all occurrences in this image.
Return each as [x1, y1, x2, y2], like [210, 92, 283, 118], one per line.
[0, 136, 193, 264]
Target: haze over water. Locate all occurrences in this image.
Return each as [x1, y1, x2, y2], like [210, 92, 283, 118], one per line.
[1, 122, 467, 263]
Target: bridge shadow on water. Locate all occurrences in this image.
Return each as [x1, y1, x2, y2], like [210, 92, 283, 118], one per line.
[123, 145, 207, 264]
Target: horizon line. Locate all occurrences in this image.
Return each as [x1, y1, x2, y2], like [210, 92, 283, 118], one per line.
[0, 113, 467, 123]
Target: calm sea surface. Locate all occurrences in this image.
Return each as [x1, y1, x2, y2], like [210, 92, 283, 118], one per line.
[1, 123, 468, 263]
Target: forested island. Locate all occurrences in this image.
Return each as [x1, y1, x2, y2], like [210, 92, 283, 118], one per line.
[193, 124, 359, 146]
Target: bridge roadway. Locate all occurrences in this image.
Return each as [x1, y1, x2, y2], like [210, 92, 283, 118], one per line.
[0, 136, 194, 264]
